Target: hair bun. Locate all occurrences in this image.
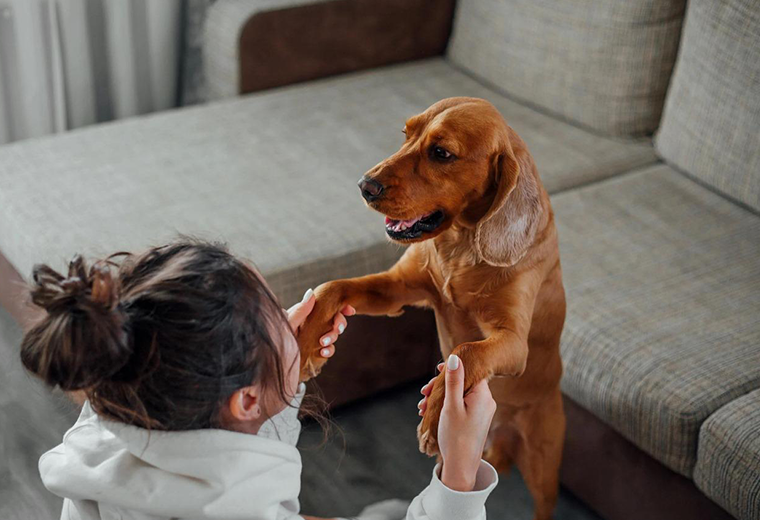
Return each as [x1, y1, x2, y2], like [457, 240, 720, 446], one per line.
[21, 255, 134, 391]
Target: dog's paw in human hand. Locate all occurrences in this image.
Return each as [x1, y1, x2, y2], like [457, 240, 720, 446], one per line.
[293, 282, 354, 381]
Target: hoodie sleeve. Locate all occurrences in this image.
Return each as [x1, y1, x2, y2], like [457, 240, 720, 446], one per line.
[404, 460, 498, 520]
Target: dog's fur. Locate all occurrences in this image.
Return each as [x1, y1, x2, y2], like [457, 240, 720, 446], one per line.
[300, 98, 566, 520]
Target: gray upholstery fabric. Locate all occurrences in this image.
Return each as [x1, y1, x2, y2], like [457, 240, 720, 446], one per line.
[656, 0, 760, 212]
[0, 59, 654, 308]
[448, 0, 687, 137]
[556, 164, 760, 476]
[695, 389, 760, 520]
[203, 0, 317, 100]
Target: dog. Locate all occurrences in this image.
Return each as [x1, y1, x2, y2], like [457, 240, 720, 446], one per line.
[299, 97, 566, 520]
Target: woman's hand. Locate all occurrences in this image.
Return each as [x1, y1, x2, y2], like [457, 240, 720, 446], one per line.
[287, 288, 355, 359]
[418, 355, 497, 492]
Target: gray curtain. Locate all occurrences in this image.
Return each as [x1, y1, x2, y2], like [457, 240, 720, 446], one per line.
[0, 0, 183, 145]
[179, 0, 217, 106]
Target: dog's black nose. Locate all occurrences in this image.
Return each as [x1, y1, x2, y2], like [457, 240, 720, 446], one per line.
[359, 177, 384, 202]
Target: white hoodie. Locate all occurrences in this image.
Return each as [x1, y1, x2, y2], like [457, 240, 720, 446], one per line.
[39, 398, 498, 520]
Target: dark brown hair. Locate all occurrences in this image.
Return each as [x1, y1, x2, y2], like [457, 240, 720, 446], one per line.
[20, 239, 295, 430]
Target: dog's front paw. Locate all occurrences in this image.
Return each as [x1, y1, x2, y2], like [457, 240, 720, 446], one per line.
[297, 282, 346, 381]
[297, 318, 329, 381]
[417, 420, 440, 456]
[417, 372, 445, 456]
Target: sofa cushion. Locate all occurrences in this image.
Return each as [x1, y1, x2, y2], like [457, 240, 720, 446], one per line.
[448, 0, 687, 136]
[555, 163, 760, 476]
[656, 0, 760, 212]
[0, 59, 654, 307]
[694, 390, 760, 520]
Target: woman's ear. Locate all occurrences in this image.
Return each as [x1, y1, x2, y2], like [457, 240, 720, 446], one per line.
[474, 146, 543, 267]
[227, 385, 262, 422]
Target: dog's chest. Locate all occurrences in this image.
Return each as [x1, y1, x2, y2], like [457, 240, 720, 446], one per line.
[423, 242, 489, 349]
[424, 241, 485, 310]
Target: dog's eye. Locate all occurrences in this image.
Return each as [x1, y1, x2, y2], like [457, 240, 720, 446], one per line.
[432, 146, 453, 161]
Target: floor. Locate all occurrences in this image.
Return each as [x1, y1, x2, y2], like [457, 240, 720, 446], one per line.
[0, 306, 602, 520]
[0, 308, 80, 520]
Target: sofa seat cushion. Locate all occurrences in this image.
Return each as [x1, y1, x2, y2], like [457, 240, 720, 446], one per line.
[656, 0, 760, 211]
[448, 0, 687, 136]
[0, 59, 654, 306]
[555, 163, 760, 476]
[695, 390, 760, 520]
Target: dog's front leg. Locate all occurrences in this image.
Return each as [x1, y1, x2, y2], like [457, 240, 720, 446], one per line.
[299, 247, 431, 380]
[417, 330, 526, 456]
[417, 269, 541, 455]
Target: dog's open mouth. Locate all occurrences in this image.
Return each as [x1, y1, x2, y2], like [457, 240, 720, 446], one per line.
[384, 210, 445, 240]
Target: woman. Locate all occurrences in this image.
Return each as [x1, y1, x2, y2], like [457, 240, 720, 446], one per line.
[21, 239, 498, 520]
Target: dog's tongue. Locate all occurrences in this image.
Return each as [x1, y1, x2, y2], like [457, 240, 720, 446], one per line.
[385, 215, 423, 228]
[385, 213, 433, 233]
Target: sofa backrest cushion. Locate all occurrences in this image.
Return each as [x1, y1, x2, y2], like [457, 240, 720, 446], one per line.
[656, 0, 760, 212]
[447, 0, 687, 137]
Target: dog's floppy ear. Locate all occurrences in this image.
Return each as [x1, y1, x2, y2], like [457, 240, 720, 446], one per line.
[475, 146, 543, 267]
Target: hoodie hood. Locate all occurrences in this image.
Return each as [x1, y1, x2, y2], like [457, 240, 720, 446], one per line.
[39, 401, 303, 520]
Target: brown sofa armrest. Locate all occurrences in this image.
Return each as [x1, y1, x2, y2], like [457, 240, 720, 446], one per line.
[239, 0, 456, 95]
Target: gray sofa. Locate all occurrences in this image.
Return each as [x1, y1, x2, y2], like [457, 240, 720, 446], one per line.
[0, 1, 757, 519]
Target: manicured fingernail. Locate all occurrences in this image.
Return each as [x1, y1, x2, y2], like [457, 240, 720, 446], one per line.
[320, 348, 331, 357]
[447, 354, 460, 371]
[420, 384, 427, 394]
[338, 323, 345, 334]
[419, 409, 424, 416]
[321, 337, 331, 346]
[302, 288, 314, 302]
[418, 398, 425, 409]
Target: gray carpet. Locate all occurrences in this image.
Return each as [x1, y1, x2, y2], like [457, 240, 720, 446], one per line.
[0, 308, 79, 520]
[299, 385, 602, 519]
[0, 306, 602, 520]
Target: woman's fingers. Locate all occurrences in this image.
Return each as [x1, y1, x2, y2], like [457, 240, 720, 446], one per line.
[319, 330, 338, 348]
[319, 344, 335, 358]
[286, 288, 316, 332]
[420, 376, 437, 396]
[418, 363, 446, 415]
[291, 288, 353, 344]
[334, 313, 348, 335]
[443, 354, 465, 409]
[318, 311, 348, 348]
[418, 367, 445, 414]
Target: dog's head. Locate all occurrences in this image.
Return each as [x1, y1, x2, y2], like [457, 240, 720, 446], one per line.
[359, 97, 544, 267]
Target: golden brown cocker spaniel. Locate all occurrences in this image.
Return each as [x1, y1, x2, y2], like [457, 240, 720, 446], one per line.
[300, 97, 566, 520]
